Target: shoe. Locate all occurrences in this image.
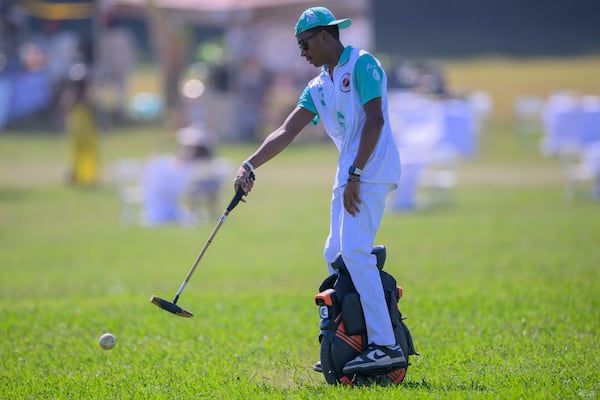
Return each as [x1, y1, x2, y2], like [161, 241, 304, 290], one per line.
[313, 361, 323, 373]
[343, 344, 407, 375]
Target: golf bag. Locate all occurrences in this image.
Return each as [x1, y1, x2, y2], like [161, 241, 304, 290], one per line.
[314, 245, 418, 386]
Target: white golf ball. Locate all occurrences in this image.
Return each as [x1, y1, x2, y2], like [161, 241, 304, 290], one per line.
[99, 332, 116, 350]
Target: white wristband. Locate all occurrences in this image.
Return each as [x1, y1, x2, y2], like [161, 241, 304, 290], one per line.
[242, 160, 255, 173]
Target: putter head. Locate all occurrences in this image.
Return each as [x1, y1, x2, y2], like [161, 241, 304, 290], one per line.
[150, 295, 193, 318]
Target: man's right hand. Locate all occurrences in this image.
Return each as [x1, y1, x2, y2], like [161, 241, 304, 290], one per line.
[233, 164, 255, 195]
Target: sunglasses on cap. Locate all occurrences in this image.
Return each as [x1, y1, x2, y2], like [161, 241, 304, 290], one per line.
[297, 30, 321, 51]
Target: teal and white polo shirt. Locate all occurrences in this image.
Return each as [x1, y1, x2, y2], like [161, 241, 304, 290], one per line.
[298, 46, 401, 189]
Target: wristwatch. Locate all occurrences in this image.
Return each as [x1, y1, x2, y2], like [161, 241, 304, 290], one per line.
[348, 165, 363, 177]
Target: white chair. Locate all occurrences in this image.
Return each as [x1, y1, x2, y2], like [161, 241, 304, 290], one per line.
[580, 97, 600, 144]
[418, 144, 459, 209]
[513, 95, 544, 135]
[140, 156, 189, 226]
[388, 92, 460, 211]
[390, 149, 428, 212]
[540, 93, 578, 156]
[182, 157, 233, 223]
[562, 141, 600, 201]
[390, 91, 443, 149]
[440, 99, 477, 158]
[541, 93, 600, 200]
[110, 158, 146, 224]
[468, 90, 493, 135]
[584, 142, 600, 200]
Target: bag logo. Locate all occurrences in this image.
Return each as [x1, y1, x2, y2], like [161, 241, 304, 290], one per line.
[319, 305, 329, 319]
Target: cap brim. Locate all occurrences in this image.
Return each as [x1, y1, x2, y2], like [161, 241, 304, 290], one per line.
[295, 16, 352, 35]
[329, 18, 352, 29]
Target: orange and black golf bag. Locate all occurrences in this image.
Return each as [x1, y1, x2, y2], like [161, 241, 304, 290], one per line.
[315, 245, 418, 386]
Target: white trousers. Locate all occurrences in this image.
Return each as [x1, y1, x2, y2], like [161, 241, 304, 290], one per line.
[323, 183, 396, 346]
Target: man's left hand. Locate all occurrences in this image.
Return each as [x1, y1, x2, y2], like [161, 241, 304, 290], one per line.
[343, 181, 361, 216]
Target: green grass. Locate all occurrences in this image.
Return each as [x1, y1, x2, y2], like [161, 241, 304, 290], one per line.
[1, 57, 600, 399]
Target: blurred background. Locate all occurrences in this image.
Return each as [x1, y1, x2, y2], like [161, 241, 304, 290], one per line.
[1, 0, 599, 222]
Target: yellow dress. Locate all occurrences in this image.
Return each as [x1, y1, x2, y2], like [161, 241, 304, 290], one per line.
[67, 103, 98, 185]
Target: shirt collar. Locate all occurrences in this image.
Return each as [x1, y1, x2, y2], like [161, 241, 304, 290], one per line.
[339, 46, 353, 66]
[320, 46, 354, 75]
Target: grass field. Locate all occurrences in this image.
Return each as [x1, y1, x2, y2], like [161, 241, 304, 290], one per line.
[1, 56, 599, 399]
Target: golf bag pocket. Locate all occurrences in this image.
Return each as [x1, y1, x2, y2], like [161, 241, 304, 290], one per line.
[341, 292, 366, 336]
[385, 286, 402, 329]
[315, 288, 339, 332]
[398, 318, 419, 357]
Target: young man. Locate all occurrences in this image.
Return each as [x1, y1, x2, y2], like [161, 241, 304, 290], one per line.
[234, 7, 406, 374]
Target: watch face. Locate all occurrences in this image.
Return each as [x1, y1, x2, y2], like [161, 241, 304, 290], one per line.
[349, 165, 361, 176]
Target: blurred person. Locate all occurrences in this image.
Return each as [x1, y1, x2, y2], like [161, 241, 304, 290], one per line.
[230, 56, 270, 141]
[61, 63, 99, 186]
[0, 2, 28, 73]
[96, 22, 136, 122]
[141, 154, 187, 226]
[233, 7, 407, 375]
[176, 122, 229, 221]
[142, 122, 229, 226]
[20, 42, 45, 71]
[412, 61, 446, 97]
[42, 31, 79, 131]
[390, 60, 418, 90]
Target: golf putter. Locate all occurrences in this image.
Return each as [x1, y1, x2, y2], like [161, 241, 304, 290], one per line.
[150, 185, 248, 317]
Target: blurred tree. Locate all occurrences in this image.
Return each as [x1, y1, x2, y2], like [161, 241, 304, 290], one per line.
[144, 0, 188, 129]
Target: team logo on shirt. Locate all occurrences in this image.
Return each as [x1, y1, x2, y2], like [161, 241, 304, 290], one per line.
[367, 63, 381, 81]
[340, 73, 351, 93]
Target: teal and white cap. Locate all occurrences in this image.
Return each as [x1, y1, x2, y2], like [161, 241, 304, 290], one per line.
[294, 7, 352, 36]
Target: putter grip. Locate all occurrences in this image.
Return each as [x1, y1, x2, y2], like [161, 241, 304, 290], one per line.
[228, 171, 254, 212]
[226, 187, 246, 212]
